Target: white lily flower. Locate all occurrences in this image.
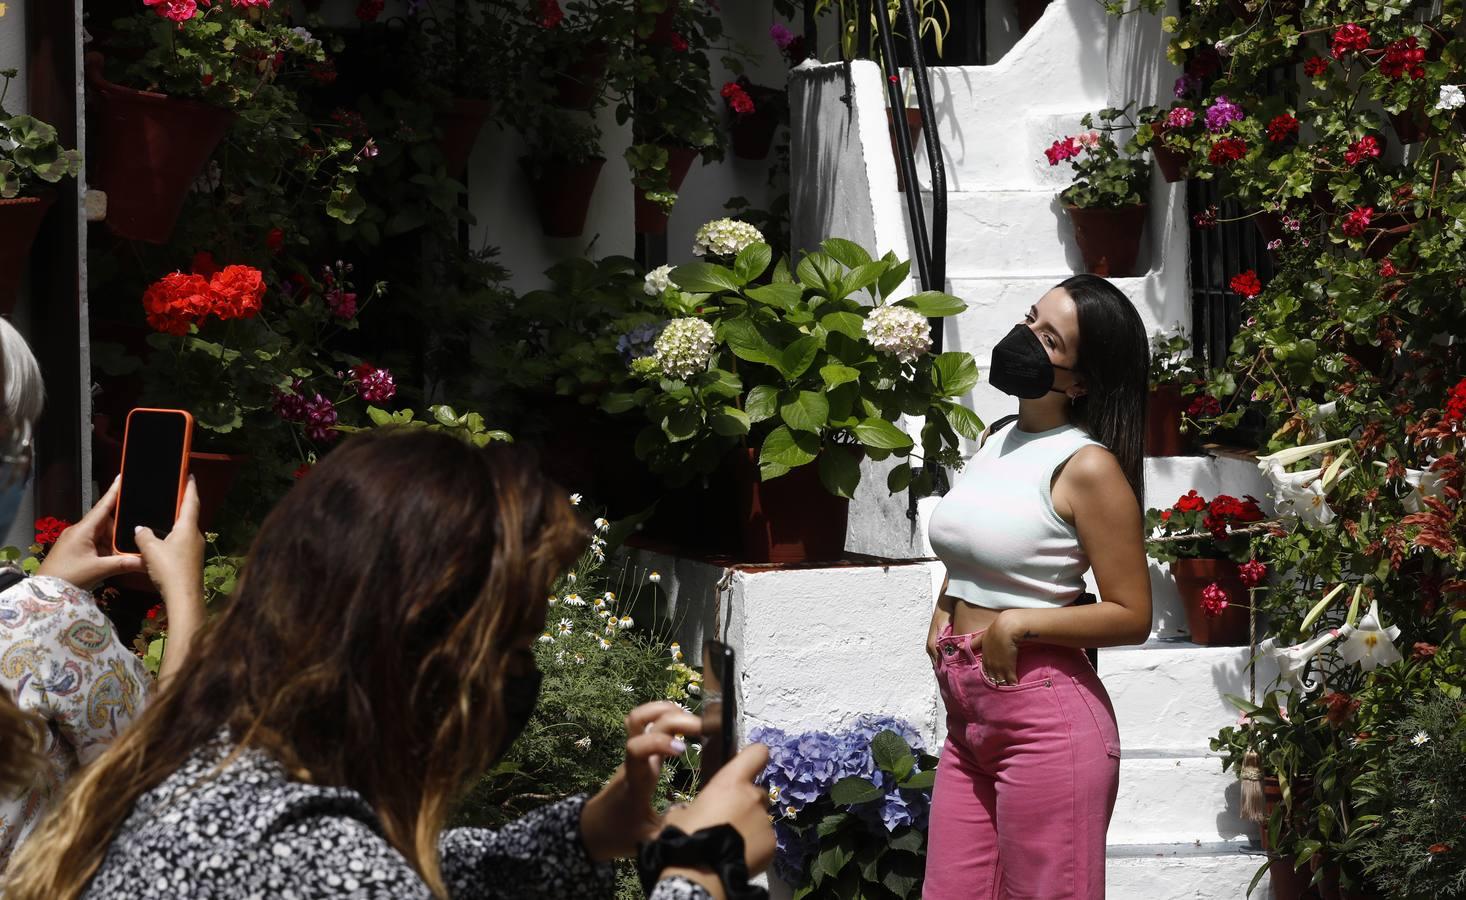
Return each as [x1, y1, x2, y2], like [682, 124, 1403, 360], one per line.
[1262, 630, 1342, 693]
[1336, 598, 1402, 671]
[1402, 463, 1446, 514]
[1305, 402, 1339, 440]
[1268, 467, 1337, 526]
[1255, 438, 1351, 472]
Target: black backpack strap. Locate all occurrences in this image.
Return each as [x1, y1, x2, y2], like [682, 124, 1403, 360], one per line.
[0, 569, 25, 594]
[979, 414, 1020, 450]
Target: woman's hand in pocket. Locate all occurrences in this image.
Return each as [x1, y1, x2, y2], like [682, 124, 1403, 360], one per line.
[978, 611, 1027, 685]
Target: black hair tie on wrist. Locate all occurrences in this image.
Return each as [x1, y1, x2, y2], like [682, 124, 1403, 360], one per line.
[636, 824, 768, 900]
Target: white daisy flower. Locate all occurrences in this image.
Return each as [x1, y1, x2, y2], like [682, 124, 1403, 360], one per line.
[566, 572, 577, 585]
[564, 594, 586, 607]
[557, 618, 574, 636]
[569, 493, 582, 506]
[598, 637, 612, 650]
[622, 685, 635, 694]
[604, 591, 616, 604]
[1411, 730, 1431, 747]
[537, 632, 555, 644]
[574, 736, 592, 751]
[594, 517, 610, 532]
[649, 571, 662, 584]
[618, 616, 634, 630]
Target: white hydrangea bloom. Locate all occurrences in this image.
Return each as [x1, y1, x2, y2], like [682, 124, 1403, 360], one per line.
[1437, 84, 1464, 111]
[644, 264, 674, 296]
[693, 218, 765, 257]
[653, 318, 716, 380]
[864, 304, 933, 364]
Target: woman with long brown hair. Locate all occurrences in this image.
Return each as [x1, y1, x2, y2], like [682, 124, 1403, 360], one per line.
[6, 429, 772, 900]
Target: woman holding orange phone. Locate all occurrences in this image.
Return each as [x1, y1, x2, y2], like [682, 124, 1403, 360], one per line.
[0, 321, 206, 871]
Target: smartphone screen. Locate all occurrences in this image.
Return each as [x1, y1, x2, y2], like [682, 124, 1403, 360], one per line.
[114, 409, 192, 554]
[699, 640, 736, 783]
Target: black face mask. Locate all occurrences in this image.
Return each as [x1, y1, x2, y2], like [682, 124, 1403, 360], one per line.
[500, 669, 543, 752]
[989, 324, 1074, 400]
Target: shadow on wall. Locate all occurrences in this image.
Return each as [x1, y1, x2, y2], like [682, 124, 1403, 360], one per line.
[789, 64, 878, 260]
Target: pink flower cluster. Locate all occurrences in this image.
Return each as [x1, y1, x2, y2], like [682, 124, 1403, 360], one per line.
[1044, 133, 1098, 166]
[1165, 107, 1196, 129]
[1200, 582, 1229, 618]
[1238, 559, 1267, 588]
[350, 363, 397, 404]
[146, 0, 269, 23]
[1344, 135, 1382, 166]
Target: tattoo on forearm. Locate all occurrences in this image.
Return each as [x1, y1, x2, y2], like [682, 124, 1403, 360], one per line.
[1022, 629, 1039, 641]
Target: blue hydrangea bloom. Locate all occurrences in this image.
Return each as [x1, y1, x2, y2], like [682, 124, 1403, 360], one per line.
[617, 321, 666, 363]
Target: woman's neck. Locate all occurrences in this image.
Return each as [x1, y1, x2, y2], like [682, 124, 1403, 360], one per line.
[1015, 396, 1072, 433]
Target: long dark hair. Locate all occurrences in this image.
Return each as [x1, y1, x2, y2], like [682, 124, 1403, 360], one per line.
[1059, 274, 1149, 508]
[8, 429, 587, 900]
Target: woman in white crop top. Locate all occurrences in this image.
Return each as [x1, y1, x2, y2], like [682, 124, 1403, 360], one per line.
[921, 275, 1152, 900]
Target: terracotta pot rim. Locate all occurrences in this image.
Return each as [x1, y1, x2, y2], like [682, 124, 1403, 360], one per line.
[0, 195, 52, 207]
[189, 450, 250, 462]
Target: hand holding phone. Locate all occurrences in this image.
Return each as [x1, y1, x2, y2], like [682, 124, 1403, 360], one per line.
[699, 640, 736, 784]
[112, 408, 194, 555]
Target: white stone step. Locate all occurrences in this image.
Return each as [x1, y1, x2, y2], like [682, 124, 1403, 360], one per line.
[1110, 755, 1259, 846]
[1099, 641, 1281, 755]
[1107, 843, 1271, 900]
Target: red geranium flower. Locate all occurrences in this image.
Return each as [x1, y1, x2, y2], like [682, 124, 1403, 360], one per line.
[1200, 583, 1229, 618]
[1175, 490, 1206, 513]
[536, 0, 564, 28]
[355, 0, 385, 21]
[1230, 269, 1263, 298]
[209, 265, 267, 321]
[190, 251, 220, 279]
[670, 32, 689, 52]
[1238, 559, 1268, 588]
[146, 603, 164, 620]
[1331, 23, 1371, 59]
[1341, 206, 1373, 237]
[1187, 394, 1221, 417]
[1380, 37, 1426, 80]
[1378, 259, 1397, 278]
[35, 516, 71, 546]
[1303, 56, 1330, 77]
[1265, 114, 1298, 143]
[292, 463, 313, 480]
[720, 82, 755, 116]
[1428, 844, 1451, 855]
[1443, 377, 1466, 424]
[1044, 137, 1081, 166]
[142, 272, 214, 336]
[1208, 137, 1248, 165]
[1344, 135, 1381, 166]
[1412, 641, 1438, 660]
[266, 227, 285, 253]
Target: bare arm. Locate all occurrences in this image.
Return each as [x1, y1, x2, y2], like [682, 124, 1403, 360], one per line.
[982, 447, 1152, 677]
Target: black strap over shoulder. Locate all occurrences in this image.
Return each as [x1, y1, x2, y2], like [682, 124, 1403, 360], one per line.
[979, 413, 1020, 450]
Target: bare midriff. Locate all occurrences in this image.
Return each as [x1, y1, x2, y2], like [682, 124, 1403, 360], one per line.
[949, 596, 1004, 636]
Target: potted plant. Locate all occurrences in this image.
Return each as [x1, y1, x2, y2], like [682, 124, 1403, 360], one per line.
[86, 2, 324, 243]
[1146, 329, 1201, 456]
[1139, 103, 1200, 182]
[516, 110, 606, 238]
[600, 222, 978, 563]
[725, 76, 786, 161]
[0, 69, 81, 313]
[1145, 490, 1267, 645]
[1044, 106, 1150, 276]
[411, 5, 517, 178]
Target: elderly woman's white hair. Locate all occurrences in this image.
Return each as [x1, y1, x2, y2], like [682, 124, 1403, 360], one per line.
[0, 318, 45, 431]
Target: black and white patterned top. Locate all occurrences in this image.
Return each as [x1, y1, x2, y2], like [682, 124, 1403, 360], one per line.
[81, 740, 713, 899]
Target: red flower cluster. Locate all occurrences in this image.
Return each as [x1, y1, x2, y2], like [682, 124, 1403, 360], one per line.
[1203, 493, 1264, 537]
[1379, 259, 1397, 278]
[145, 0, 207, 25]
[1380, 37, 1426, 80]
[1238, 559, 1268, 588]
[1187, 394, 1221, 417]
[1265, 114, 1298, 143]
[1321, 691, 1360, 727]
[1192, 206, 1219, 229]
[1340, 205, 1373, 237]
[536, 0, 564, 28]
[266, 227, 285, 254]
[34, 516, 71, 546]
[1200, 582, 1229, 618]
[292, 463, 313, 480]
[1331, 23, 1371, 59]
[721, 82, 755, 116]
[350, 363, 398, 404]
[1344, 135, 1382, 166]
[669, 32, 689, 52]
[142, 264, 267, 335]
[1044, 137, 1082, 165]
[355, 0, 385, 22]
[1175, 489, 1207, 513]
[1208, 137, 1248, 165]
[1412, 641, 1438, 660]
[1444, 377, 1466, 424]
[1230, 269, 1263, 298]
[1303, 56, 1330, 77]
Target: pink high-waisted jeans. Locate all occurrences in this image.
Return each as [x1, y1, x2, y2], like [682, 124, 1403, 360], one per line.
[924, 624, 1121, 899]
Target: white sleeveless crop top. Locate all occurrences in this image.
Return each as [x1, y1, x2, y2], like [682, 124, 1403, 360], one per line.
[927, 421, 1103, 610]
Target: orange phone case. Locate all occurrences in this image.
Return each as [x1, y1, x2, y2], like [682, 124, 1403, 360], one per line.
[112, 408, 194, 556]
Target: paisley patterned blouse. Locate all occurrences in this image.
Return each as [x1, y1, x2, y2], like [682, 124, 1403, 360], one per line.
[0, 575, 152, 870]
[82, 738, 714, 899]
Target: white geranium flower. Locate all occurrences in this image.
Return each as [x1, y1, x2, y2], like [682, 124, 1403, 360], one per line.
[1437, 84, 1465, 111]
[653, 318, 716, 380]
[1336, 598, 1402, 671]
[644, 265, 674, 296]
[693, 218, 764, 257]
[864, 305, 933, 364]
[1410, 730, 1430, 747]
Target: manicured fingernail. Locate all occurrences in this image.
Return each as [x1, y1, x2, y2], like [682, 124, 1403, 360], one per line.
[669, 738, 687, 754]
[133, 526, 142, 534]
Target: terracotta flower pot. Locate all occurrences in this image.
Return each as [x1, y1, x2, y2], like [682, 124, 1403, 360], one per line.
[87, 54, 236, 244]
[735, 448, 852, 564]
[1064, 204, 1147, 277]
[1016, 0, 1053, 33]
[1152, 126, 1189, 182]
[731, 109, 779, 160]
[1146, 384, 1189, 456]
[550, 45, 609, 110]
[633, 145, 699, 234]
[1170, 557, 1250, 646]
[887, 108, 923, 193]
[522, 156, 605, 238]
[437, 97, 493, 179]
[0, 194, 56, 314]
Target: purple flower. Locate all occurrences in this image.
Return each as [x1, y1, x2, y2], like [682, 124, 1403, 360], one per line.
[1173, 73, 1202, 99]
[1205, 95, 1244, 133]
[769, 22, 795, 50]
[304, 393, 339, 443]
[355, 366, 397, 404]
[273, 379, 308, 422]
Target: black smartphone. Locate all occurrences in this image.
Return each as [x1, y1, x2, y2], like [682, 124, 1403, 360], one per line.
[112, 408, 194, 555]
[699, 640, 736, 783]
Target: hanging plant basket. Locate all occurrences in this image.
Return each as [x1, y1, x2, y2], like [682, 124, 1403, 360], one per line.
[633, 145, 699, 234]
[1170, 557, 1250, 646]
[1153, 126, 1189, 182]
[0, 193, 55, 314]
[86, 54, 236, 245]
[1065, 204, 1147, 277]
[550, 45, 609, 110]
[437, 97, 493, 179]
[886, 107, 923, 193]
[522, 156, 605, 238]
[735, 448, 853, 564]
[1146, 384, 1189, 456]
[731, 110, 779, 161]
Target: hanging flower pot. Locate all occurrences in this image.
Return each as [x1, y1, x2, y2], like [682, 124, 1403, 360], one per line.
[436, 97, 493, 179]
[522, 156, 605, 238]
[633, 145, 699, 234]
[886, 107, 923, 193]
[1146, 384, 1189, 456]
[1170, 557, 1250, 646]
[1015, 0, 1053, 33]
[1152, 126, 1189, 182]
[735, 448, 852, 564]
[550, 45, 609, 110]
[731, 109, 779, 160]
[87, 55, 236, 245]
[0, 193, 55, 315]
[1065, 204, 1147, 277]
